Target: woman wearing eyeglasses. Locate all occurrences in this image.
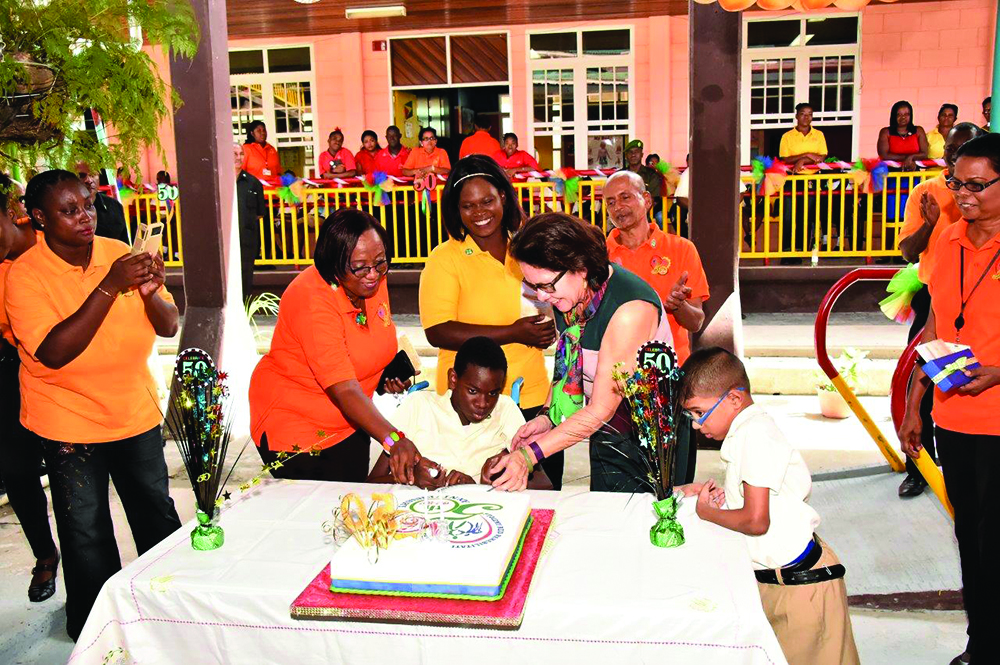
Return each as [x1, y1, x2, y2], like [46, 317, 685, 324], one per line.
[899, 133, 1000, 665]
[418, 156, 560, 484]
[249, 208, 415, 482]
[485, 212, 673, 492]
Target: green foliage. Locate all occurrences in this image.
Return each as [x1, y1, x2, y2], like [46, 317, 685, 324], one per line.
[817, 347, 870, 392]
[0, 0, 199, 174]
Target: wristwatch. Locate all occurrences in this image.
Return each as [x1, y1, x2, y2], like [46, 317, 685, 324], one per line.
[537, 406, 551, 423]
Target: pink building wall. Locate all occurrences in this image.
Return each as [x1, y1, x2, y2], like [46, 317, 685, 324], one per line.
[140, 3, 994, 182]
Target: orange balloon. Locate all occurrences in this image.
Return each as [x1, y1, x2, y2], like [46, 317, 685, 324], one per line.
[758, 0, 793, 8]
[800, 0, 835, 7]
[833, 0, 871, 9]
[718, 0, 757, 10]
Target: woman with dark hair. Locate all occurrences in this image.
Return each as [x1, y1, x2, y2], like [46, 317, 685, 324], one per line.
[355, 129, 381, 178]
[926, 103, 958, 160]
[0, 175, 59, 603]
[6, 170, 181, 640]
[241, 120, 281, 179]
[484, 212, 673, 492]
[900, 133, 1000, 665]
[249, 208, 418, 482]
[418, 155, 559, 484]
[878, 100, 928, 170]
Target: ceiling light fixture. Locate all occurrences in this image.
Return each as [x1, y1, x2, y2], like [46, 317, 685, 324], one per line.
[345, 5, 407, 19]
[294, 1, 322, 5]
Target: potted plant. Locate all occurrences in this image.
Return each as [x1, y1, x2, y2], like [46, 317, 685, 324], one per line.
[816, 348, 869, 419]
[0, 0, 198, 174]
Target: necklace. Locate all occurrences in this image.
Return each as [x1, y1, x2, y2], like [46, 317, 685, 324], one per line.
[955, 242, 1000, 341]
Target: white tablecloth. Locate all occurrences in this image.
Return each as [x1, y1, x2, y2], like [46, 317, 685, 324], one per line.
[70, 481, 787, 665]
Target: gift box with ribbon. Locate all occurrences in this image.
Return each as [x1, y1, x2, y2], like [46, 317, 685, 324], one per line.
[920, 347, 980, 393]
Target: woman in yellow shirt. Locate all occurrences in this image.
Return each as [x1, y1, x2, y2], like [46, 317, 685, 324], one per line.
[419, 155, 560, 485]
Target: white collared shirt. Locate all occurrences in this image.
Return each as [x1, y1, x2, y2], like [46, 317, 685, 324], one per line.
[720, 404, 821, 569]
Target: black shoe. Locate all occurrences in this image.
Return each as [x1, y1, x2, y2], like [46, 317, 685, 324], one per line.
[28, 551, 59, 603]
[949, 650, 971, 665]
[898, 475, 928, 498]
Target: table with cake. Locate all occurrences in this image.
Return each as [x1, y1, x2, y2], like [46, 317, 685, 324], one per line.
[70, 481, 787, 664]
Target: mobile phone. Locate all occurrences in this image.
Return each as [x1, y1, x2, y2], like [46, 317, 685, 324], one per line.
[132, 221, 165, 255]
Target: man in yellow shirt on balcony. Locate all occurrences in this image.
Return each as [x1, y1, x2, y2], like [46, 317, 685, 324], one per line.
[895, 121, 984, 499]
[778, 103, 828, 265]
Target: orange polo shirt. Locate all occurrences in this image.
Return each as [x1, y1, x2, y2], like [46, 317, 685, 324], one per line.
[404, 147, 451, 172]
[899, 172, 960, 283]
[927, 222, 1000, 436]
[242, 142, 281, 179]
[607, 224, 710, 364]
[0, 229, 43, 346]
[5, 236, 174, 443]
[460, 130, 502, 159]
[249, 266, 398, 452]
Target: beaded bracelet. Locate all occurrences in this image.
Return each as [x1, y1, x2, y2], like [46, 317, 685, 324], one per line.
[96, 286, 118, 300]
[381, 430, 404, 454]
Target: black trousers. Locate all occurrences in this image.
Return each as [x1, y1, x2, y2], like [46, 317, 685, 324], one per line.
[672, 416, 697, 487]
[0, 345, 56, 561]
[41, 426, 181, 640]
[936, 427, 1000, 663]
[257, 429, 371, 482]
[906, 286, 937, 478]
[520, 406, 565, 491]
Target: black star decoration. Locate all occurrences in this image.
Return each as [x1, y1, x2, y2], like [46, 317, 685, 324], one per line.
[223, 491, 232, 501]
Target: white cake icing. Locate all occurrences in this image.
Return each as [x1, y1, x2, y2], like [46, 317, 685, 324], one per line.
[330, 487, 531, 598]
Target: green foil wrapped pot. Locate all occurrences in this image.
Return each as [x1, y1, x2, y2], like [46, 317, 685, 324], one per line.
[191, 510, 225, 551]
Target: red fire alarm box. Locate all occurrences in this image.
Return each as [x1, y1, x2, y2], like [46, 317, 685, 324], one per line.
[372, 40, 387, 52]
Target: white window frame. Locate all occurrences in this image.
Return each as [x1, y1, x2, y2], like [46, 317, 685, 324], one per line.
[740, 13, 861, 163]
[229, 45, 320, 171]
[526, 26, 635, 170]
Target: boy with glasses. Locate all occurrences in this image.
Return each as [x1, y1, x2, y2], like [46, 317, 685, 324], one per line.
[676, 347, 858, 665]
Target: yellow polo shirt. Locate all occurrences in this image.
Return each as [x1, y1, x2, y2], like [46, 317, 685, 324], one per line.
[925, 128, 945, 159]
[419, 235, 549, 409]
[391, 391, 525, 479]
[778, 127, 828, 160]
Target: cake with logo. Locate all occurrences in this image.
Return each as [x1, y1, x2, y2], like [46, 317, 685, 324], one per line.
[329, 488, 532, 600]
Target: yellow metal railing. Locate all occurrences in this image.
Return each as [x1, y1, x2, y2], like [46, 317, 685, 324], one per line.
[739, 170, 939, 260]
[121, 170, 935, 268]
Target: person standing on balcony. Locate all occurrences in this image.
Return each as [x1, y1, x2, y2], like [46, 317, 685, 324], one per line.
[896, 122, 984, 499]
[603, 170, 708, 485]
[493, 133, 539, 179]
[878, 100, 928, 171]
[8, 170, 182, 641]
[420, 156, 559, 485]
[983, 96, 991, 132]
[459, 115, 502, 159]
[355, 130, 381, 179]
[374, 125, 411, 177]
[620, 139, 662, 204]
[0, 175, 59, 605]
[241, 120, 281, 181]
[75, 163, 129, 244]
[926, 104, 958, 160]
[234, 143, 267, 299]
[318, 129, 357, 180]
[249, 209, 416, 482]
[778, 104, 828, 265]
[900, 133, 1000, 665]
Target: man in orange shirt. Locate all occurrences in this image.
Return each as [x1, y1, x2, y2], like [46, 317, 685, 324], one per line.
[604, 170, 709, 484]
[896, 122, 984, 498]
[459, 116, 502, 159]
[493, 133, 539, 178]
[374, 125, 411, 177]
[317, 129, 357, 179]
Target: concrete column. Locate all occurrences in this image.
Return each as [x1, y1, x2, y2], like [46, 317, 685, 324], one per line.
[168, 0, 234, 362]
[689, 0, 744, 357]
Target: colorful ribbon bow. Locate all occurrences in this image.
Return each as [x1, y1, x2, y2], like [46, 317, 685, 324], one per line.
[750, 156, 789, 197]
[850, 158, 889, 194]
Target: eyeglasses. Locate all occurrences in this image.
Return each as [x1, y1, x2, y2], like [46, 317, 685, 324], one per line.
[683, 388, 744, 426]
[945, 175, 1000, 193]
[348, 259, 389, 277]
[420, 136, 437, 143]
[523, 269, 567, 294]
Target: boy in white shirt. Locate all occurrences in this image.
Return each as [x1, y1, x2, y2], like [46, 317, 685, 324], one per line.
[676, 347, 858, 665]
[369, 337, 546, 489]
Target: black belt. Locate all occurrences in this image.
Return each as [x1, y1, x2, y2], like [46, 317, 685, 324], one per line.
[754, 536, 846, 586]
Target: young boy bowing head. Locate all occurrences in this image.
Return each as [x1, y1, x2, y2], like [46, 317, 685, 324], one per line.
[369, 336, 543, 489]
[676, 348, 858, 665]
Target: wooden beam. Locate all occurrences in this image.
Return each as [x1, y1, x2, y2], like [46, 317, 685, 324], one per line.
[689, 0, 743, 356]
[169, 0, 234, 362]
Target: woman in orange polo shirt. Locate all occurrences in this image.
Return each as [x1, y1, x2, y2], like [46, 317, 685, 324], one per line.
[6, 170, 182, 641]
[0, 175, 59, 603]
[242, 120, 281, 179]
[249, 208, 419, 482]
[900, 134, 1000, 665]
